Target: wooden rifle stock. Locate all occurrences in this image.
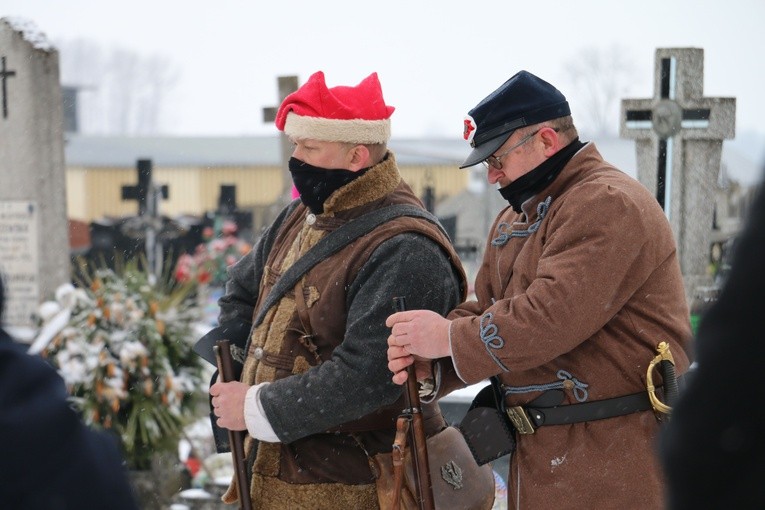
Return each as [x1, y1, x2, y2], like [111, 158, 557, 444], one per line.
[394, 297, 435, 510]
[214, 340, 253, 510]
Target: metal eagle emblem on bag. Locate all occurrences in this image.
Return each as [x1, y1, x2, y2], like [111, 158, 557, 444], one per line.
[441, 460, 464, 490]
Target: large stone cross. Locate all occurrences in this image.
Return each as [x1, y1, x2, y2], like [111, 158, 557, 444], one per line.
[620, 47, 736, 296]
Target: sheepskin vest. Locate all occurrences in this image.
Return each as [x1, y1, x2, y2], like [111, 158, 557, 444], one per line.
[225, 153, 463, 509]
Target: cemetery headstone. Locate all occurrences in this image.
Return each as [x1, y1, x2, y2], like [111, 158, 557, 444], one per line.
[0, 18, 69, 334]
[217, 184, 237, 216]
[621, 47, 736, 298]
[213, 184, 253, 240]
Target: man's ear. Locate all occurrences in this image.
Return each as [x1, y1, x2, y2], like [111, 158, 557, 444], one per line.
[348, 144, 370, 171]
[539, 127, 560, 157]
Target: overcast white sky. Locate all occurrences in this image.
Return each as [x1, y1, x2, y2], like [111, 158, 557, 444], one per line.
[3, 0, 764, 164]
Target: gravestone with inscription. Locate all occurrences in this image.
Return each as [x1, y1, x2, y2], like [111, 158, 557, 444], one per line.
[0, 18, 69, 333]
[621, 48, 736, 298]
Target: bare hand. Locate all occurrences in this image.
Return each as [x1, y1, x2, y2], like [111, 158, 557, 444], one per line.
[210, 381, 249, 431]
[386, 309, 451, 384]
[386, 349, 433, 385]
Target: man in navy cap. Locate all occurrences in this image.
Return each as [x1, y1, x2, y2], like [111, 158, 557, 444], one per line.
[0, 278, 139, 509]
[387, 71, 692, 508]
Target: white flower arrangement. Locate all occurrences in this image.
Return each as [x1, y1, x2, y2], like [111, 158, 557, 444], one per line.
[33, 263, 206, 470]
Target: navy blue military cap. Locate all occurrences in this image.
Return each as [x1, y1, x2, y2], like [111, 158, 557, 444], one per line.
[460, 70, 571, 168]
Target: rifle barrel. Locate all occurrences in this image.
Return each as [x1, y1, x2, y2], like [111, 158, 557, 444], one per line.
[394, 297, 435, 510]
[215, 340, 253, 510]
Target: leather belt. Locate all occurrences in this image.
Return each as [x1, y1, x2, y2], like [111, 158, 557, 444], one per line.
[506, 390, 654, 435]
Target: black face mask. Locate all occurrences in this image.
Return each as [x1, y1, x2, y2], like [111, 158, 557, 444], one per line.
[288, 157, 369, 214]
[498, 138, 585, 213]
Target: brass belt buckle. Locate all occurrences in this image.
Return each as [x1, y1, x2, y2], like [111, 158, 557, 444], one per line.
[506, 406, 536, 435]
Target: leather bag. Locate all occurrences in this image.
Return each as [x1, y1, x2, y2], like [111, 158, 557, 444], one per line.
[459, 380, 516, 466]
[370, 426, 496, 510]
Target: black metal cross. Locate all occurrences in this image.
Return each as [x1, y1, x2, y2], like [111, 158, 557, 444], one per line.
[121, 159, 170, 277]
[121, 159, 168, 216]
[1, 56, 17, 119]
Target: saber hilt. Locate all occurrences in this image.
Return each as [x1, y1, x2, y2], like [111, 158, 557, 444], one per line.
[646, 341, 677, 416]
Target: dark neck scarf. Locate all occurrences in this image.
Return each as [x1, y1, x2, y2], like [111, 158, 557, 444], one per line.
[499, 138, 585, 213]
[289, 157, 371, 214]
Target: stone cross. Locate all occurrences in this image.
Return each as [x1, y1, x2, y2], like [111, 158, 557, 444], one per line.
[121, 159, 169, 278]
[620, 47, 736, 297]
[0, 18, 69, 334]
[263, 75, 299, 204]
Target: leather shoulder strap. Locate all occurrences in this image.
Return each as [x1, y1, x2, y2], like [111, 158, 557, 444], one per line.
[253, 204, 443, 328]
[193, 199, 301, 366]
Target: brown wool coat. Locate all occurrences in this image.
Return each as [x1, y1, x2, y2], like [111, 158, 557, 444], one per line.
[223, 153, 466, 509]
[447, 143, 692, 509]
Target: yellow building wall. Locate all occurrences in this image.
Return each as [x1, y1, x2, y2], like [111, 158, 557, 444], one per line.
[65, 167, 88, 220]
[398, 164, 469, 202]
[65, 164, 466, 222]
[81, 167, 139, 220]
[198, 166, 284, 212]
[64, 166, 285, 222]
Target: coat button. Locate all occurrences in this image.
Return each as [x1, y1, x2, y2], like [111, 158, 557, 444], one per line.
[254, 347, 264, 359]
[306, 213, 316, 225]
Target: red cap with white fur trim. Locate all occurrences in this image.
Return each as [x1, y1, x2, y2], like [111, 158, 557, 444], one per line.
[275, 71, 395, 144]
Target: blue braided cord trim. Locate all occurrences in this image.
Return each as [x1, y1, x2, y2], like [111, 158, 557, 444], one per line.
[479, 312, 509, 372]
[503, 369, 589, 402]
[490, 223, 512, 247]
[491, 196, 553, 246]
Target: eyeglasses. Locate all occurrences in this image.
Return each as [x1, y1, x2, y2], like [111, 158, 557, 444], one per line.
[481, 129, 540, 170]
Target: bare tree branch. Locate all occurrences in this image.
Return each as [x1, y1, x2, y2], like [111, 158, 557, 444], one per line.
[564, 45, 637, 136]
[57, 39, 179, 135]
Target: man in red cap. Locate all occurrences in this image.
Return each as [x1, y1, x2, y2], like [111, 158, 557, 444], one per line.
[387, 70, 692, 508]
[203, 71, 466, 508]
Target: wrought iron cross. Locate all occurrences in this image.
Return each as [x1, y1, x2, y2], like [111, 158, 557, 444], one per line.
[1, 56, 17, 119]
[121, 159, 170, 277]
